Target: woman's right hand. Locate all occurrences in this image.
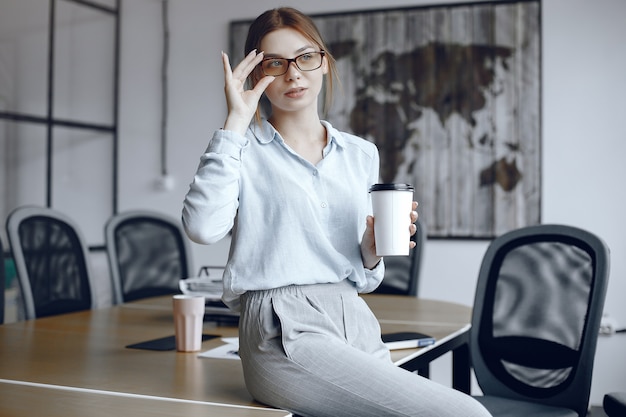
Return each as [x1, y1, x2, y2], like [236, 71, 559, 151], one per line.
[222, 50, 275, 135]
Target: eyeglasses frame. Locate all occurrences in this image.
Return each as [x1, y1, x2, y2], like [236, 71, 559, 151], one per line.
[259, 51, 326, 76]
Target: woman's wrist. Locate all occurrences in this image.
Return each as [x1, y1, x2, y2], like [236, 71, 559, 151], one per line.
[363, 255, 382, 270]
[223, 114, 251, 136]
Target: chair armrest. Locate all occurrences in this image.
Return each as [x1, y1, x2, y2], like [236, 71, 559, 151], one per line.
[603, 392, 626, 417]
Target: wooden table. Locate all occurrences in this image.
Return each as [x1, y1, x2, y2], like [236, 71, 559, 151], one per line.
[0, 381, 292, 417]
[127, 294, 473, 390]
[362, 295, 472, 392]
[0, 294, 471, 416]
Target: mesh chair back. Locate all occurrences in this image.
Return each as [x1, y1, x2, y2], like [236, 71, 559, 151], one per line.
[470, 224, 610, 416]
[105, 210, 193, 304]
[374, 218, 426, 296]
[6, 206, 95, 320]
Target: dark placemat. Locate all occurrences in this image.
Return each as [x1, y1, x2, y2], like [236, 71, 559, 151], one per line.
[126, 334, 220, 351]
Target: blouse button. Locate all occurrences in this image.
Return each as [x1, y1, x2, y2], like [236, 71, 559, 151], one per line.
[320, 202, 328, 208]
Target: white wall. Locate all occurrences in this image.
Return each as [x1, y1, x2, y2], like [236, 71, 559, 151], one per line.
[118, 0, 626, 405]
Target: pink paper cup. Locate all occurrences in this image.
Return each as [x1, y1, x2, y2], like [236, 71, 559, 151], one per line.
[172, 295, 205, 352]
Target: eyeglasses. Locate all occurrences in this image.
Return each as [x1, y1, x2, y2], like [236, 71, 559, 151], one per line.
[260, 51, 325, 76]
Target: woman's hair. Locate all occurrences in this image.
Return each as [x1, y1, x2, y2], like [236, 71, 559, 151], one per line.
[244, 7, 338, 120]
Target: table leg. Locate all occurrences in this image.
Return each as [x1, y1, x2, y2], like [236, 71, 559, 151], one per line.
[452, 343, 471, 394]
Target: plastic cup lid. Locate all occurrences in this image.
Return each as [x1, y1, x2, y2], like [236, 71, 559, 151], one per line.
[369, 183, 414, 192]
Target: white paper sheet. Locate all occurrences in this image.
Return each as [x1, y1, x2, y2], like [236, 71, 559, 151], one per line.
[198, 338, 240, 360]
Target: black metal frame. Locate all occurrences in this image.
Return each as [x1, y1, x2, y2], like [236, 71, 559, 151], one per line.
[0, 0, 120, 214]
[398, 327, 472, 394]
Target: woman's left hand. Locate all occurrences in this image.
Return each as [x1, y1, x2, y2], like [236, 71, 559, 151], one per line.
[361, 201, 419, 269]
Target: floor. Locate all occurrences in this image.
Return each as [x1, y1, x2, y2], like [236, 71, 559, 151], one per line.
[588, 405, 608, 416]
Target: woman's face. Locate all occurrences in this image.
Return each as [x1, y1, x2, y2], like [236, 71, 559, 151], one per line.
[259, 28, 328, 116]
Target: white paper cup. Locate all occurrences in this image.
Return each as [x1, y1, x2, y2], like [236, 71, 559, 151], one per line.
[369, 183, 414, 256]
[172, 295, 205, 352]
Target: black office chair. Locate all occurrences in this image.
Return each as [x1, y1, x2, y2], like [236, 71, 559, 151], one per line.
[374, 218, 425, 296]
[5, 206, 96, 320]
[105, 210, 193, 304]
[470, 224, 610, 417]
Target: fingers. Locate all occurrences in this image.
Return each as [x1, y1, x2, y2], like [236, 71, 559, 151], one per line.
[222, 51, 233, 83]
[410, 201, 419, 224]
[252, 73, 276, 95]
[409, 201, 419, 241]
[366, 214, 375, 230]
[223, 50, 275, 102]
[231, 49, 264, 82]
[410, 201, 419, 222]
[222, 50, 260, 86]
[221, 50, 276, 133]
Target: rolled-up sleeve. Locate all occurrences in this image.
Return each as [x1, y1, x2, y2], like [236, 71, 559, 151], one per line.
[358, 259, 386, 293]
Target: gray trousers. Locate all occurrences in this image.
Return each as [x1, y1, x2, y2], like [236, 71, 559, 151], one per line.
[238, 280, 492, 417]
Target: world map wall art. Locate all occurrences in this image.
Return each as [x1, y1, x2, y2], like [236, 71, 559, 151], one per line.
[229, 0, 541, 239]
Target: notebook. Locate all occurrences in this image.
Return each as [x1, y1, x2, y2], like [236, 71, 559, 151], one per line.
[382, 332, 436, 350]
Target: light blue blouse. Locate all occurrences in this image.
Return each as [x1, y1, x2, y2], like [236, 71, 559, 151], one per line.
[182, 119, 385, 310]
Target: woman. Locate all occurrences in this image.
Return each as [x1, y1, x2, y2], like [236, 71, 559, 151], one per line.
[182, 7, 491, 417]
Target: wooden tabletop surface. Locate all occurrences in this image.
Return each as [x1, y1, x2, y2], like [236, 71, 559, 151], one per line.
[0, 381, 292, 417]
[0, 294, 471, 415]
